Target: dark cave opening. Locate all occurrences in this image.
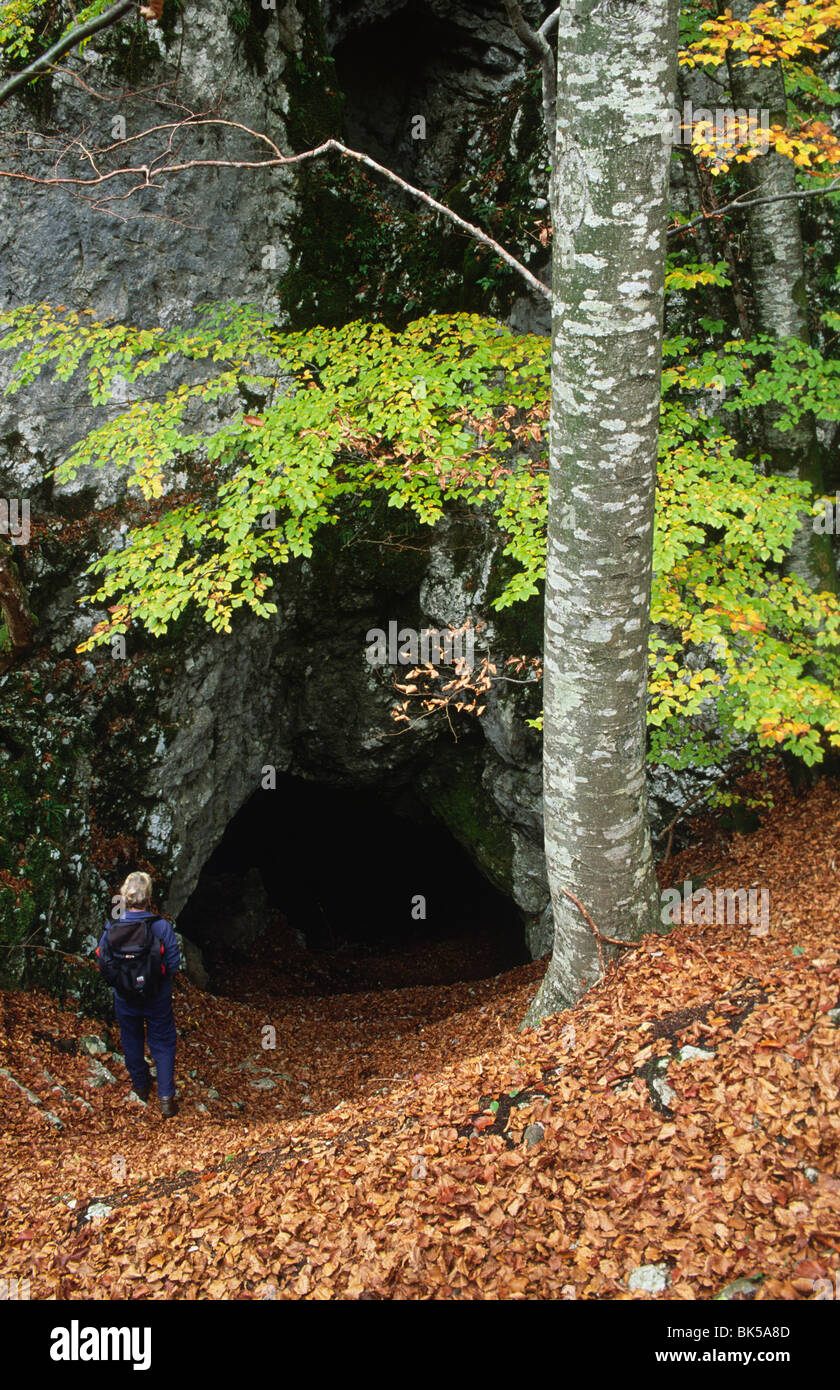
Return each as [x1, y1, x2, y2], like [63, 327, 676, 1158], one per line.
[329, 2, 491, 186]
[177, 773, 529, 991]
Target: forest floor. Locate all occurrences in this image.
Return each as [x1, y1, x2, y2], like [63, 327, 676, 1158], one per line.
[1, 766, 839, 1300]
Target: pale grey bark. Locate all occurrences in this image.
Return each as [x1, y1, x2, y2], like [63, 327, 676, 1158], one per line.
[723, 0, 836, 593]
[525, 0, 679, 1024]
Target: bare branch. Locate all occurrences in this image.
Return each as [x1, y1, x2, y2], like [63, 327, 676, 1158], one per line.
[668, 174, 840, 237]
[291, 141, 549, 297]
[654, 758, 749, 864]
[0, 0, 138, 106]
[538, 7, 562, 39]
[503, 1, 556, 168]
[0, 123, 551, 298]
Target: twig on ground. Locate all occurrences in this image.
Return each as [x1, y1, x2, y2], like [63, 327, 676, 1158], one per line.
[559, 886, 634, 978]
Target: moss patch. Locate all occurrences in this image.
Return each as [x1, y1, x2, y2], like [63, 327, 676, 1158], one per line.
[420, 748, 515, 899]
[0, 664, 92, 989]
[227, 0, 275, 74]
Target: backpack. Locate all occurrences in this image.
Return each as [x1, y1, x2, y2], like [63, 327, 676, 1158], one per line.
[96, 916, 167, 1002]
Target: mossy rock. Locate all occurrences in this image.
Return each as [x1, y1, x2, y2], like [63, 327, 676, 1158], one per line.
[419, 747, 514, 899]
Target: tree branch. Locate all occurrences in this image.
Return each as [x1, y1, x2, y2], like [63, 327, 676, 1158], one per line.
[559, 887, 634, 981]
[538, 7, 562, 39]
[503, 1, 557, 172]
[668, 174, 840, 237]
[654, 758, 749, 864]
[0, 0, 138, 106]
[0, 122, 552, 299]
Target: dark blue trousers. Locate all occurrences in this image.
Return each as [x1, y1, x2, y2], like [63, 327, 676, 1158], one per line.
[113, 984, 176, 1099]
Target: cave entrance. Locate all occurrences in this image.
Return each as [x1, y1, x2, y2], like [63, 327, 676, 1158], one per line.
[329, 1, 492, 187]
[177, 773, 528, 993]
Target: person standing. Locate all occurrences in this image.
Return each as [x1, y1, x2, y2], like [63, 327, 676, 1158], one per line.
[96, 871, 181, 1118]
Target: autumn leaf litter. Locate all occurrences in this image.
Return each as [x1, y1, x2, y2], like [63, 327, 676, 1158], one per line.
[1, 771, 838, 1300]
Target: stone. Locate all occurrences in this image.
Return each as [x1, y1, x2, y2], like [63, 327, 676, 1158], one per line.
[79, 1035, 109, 1056]
[675, 1045, 715, 1063]
[219, 868, 271, 951]
[176, 934, 210, 991]
[628, 1263, 670, 1294]
[43, 1069, 93, 1112]
[84, 1203, 113, 1222]
[87, 1059, 118, 1087]
[0, 1066, 45, 1107]
[523, 1122, 544, 1148]
[715, 1276, 763, 1301]
[651, 1075, 677, 1109]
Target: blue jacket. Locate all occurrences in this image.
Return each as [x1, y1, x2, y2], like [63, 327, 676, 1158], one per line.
[97, 909, 181, 987]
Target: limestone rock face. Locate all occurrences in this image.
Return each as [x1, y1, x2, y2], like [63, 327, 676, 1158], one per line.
[0, 0, 297, 324]
[2, 500, 552, 970]
[0, 2, 698, 983]
[0, 0, 555, 961]
[0, 0, 300, 529]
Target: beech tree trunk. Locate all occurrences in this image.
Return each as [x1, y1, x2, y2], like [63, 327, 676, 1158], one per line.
[525, 0, 679, 1025]
[723, 0, 836, 593]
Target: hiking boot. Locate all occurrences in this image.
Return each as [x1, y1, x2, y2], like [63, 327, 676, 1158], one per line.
[135, 1086, 150, 1103]
[159, 1095, 177, 1119]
